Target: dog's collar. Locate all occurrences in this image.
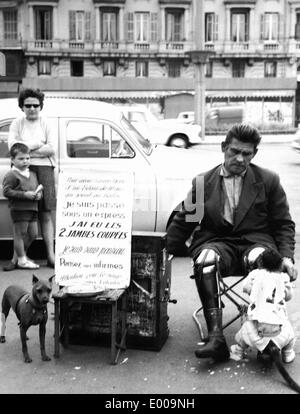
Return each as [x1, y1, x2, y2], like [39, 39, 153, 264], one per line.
[25, 294, 48, 311]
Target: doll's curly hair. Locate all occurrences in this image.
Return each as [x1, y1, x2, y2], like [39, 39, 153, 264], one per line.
[258, 249, 283, 272]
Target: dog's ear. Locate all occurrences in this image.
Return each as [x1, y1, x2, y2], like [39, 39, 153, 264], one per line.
[48, 275, 55, 284]
[32, 274, 39, 284]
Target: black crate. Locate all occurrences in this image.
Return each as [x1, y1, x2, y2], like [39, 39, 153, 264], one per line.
[66, 231, 172, 351]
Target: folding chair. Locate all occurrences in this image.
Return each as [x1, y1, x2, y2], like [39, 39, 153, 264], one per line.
[192, 270, 250, 343]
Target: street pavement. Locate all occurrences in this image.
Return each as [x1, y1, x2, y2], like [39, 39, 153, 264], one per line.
[0, 141, 300, 395]
[0, 253, 299, 395]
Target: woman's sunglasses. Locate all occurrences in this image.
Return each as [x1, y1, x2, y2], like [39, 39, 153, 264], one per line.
[24, 104, 40, 108]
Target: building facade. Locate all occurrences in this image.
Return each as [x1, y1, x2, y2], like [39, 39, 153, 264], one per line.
[1, 0, 300, 128]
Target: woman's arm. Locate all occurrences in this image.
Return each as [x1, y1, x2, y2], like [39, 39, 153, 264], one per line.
[30, 118, 56, 158]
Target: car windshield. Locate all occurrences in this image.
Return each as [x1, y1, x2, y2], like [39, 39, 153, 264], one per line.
[121, 116, 153, 155]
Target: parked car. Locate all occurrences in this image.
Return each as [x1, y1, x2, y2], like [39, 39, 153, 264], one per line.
[0, 98, 209, 240]
[176, 105, 244, 127]
[119, 105, 202, 148]
[291, 130, 300, 153]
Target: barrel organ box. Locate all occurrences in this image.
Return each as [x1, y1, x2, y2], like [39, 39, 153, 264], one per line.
[64, 232, 173, 351]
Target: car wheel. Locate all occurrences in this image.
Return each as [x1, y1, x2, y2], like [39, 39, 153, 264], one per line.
[168, 134, 189, 149]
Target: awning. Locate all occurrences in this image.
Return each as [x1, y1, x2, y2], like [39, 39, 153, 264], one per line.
[45, 90, 173, 100]
[45, 89, 295, 101]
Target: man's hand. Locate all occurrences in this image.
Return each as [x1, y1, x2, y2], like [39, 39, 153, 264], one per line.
[282, 257, 298, 281]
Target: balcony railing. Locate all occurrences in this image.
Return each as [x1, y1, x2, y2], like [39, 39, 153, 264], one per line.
[69, 41, 85, 49]
[100, 41, 119, 49]
[22, 38, 290, 56]
[159, 41, 193, 53]
[0, 39, 23, 48]
[34, 40, 53, 48]
[134, 42, 150, 50]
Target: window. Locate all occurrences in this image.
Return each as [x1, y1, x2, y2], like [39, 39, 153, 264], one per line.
[205, 61, 213, 78]
[3, 9, 18, 40]
[38, 59, 51, 75]
[0, 121, 11, 158]
[71, 60, 84, 77]
[103, 61, 116, 76]
[66, 120, 134, 159]
[69, 10, 91, 41]
[296, 13, 300, 40]
[232, 60, 245, 77]
[102, 11, 118, 42]
[135, 13, 149, 42]
[166, 9, 183, 41]
[261, 13, 279, 41]
[135, 61, 148, 77]
[0, 52, 5, 76]
[168, 61, 181, 78]
[265, 61, 277, 77]
[205, 13, 218, 42]
[35, 7, 52, 40]
[231, 11, 249, 42]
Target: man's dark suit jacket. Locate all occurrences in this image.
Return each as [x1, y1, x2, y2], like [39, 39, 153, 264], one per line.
[166, 163, 295, 261]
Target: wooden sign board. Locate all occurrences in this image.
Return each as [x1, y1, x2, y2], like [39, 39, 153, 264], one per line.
[55, 169, 134, 292]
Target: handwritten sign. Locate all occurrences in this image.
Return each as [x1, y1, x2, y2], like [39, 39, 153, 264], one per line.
[55, 169, 134, 291]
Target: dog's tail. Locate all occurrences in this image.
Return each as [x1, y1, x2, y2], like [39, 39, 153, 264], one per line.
[268, 341, 300, 394]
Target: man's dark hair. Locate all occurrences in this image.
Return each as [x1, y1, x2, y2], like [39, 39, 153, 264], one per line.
[258, 249, 283, 272]
[224, 123, 261, 149]
[10, 142, 30, 159]
[18, 88, 45, 110]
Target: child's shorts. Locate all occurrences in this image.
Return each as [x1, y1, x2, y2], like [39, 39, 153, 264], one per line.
[10, 210, 38, 223]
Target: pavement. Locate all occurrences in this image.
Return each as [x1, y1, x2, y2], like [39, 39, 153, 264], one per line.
[0, 244, 299, 395]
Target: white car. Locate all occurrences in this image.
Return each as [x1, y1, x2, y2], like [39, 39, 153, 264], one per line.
[176, 106, 244, 126]
[0, 98, 210, 239]
[119, 105, 202, 149]
[291, 129, 300, 153]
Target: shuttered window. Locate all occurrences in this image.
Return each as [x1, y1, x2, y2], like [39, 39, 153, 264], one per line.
[69, 10, 91, 41]
[3, 9, 18, 40]
[150, 13, 158, 42]
[166, 10, 183, 41]
[102, 12, 117, 41]
[231, 11, 249, 42]
[35, 7, 52, 40]
[127, 12, 134, 41]
[205, 13, 218, 42]
[261, 13, 279, 41]
[135, 13, 149, 42]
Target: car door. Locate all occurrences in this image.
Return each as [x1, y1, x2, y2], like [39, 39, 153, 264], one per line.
[57, 117, 157, 231]
[0, 117, 59, 239]
[0, 119, 13, 238]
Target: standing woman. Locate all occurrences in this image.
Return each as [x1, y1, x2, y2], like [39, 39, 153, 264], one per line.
[4, 88, 56, 270]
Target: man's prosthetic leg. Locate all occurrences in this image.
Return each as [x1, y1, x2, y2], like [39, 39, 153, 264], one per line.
[193, 249, 230, 361]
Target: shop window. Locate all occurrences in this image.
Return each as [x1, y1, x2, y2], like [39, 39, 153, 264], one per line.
[265, 61, 277, 77]
[168, 61, 181, 78]
[71, 60, 84, 77]
[38, 59, 51, 75]
[103, 61, 116, 76]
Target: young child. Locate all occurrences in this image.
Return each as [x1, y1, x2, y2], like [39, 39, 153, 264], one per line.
[2, 143, 43, 269]
[230, 248, 296, 363]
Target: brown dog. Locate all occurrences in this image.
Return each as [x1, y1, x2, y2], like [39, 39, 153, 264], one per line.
[0, 274, 54, 363]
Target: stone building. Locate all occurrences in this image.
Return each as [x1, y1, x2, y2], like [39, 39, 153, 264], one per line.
[1, 0, 300, 128]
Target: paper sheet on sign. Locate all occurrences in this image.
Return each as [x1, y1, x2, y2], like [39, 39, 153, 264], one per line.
[55, 169, 134, 292]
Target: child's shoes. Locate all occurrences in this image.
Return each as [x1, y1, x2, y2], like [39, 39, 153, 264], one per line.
[282, 348, 296, 364]
[230, 344, 246, 361]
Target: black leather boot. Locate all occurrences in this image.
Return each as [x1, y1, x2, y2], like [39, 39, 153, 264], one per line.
[193, 265, 230, 362]
[194, 308, 230, 361]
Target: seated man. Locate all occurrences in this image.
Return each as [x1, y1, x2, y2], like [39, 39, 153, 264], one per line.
[167, 123, 297, 362]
